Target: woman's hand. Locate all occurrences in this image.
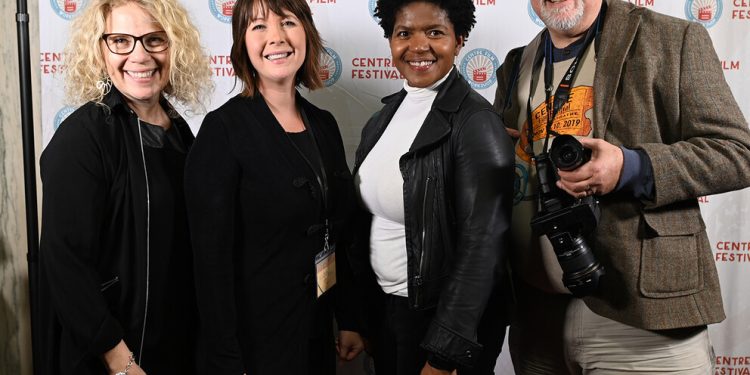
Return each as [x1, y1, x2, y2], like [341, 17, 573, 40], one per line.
[118, 363, 146, 375]
[102, 340, 146, 375]
[336, 330, 365, 361]
[420, 362, 457, 375]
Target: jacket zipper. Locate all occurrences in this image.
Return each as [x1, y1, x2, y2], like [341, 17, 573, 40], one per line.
[414, 176, 431, 308]
[99, 276, 119, 291]
[135, 117, 151, 365]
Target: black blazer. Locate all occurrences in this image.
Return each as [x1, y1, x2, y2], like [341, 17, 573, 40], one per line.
[185, 92, 358, 375]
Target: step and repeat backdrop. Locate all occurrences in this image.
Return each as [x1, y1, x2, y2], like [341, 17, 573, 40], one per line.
[39, 0, 749, 374]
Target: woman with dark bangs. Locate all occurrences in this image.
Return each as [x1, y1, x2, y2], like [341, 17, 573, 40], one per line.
[184, 0, 363, 373]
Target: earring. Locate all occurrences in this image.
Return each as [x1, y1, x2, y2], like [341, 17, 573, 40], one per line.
[96, 76, 112, 94]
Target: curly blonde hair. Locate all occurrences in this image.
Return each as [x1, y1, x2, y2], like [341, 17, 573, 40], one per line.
[64, 0, 212, 113]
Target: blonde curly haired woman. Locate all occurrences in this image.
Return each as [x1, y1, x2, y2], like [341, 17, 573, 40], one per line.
[38, 0, 211, 374]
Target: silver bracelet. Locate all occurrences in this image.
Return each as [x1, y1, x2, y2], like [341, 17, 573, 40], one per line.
[114, 352, 134, 375]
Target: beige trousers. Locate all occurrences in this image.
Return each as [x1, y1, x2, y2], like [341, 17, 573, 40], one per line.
[510, 286, 714, 374]
[563, 298, 714, 374]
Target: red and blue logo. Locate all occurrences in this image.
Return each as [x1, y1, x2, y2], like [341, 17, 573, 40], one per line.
[685, 0, 722, 28]
[209, 0, 235, 24]
[459, 48, 500, 90]
[50, 0, 87, 21]
[320, 48, 342, 87]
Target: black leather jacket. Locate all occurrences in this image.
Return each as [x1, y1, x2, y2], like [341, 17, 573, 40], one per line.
[350, 69, 514, 369]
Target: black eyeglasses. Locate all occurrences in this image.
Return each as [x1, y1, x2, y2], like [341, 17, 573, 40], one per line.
[101, 31, 170, 55]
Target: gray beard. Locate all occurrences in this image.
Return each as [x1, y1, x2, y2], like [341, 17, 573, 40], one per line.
[538, 0, 585, 31]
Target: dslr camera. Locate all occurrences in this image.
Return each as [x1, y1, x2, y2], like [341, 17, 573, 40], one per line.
[530, 135, 605, 297]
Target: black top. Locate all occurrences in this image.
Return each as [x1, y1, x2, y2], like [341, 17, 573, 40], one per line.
[137, 122, 197, 373]
[286, 129, 319, 174]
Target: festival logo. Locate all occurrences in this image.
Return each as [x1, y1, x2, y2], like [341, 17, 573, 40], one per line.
[369, 0, 379, 22]
[53, 106, 76, 131]
[209, 0, 236, 24]
[459, 48, 500, 90]
[528, 0, 545, 28]
[514, 164, 529, 205]
[320, 48, 342, 87]
[50, 0, 87, 21]
[685, 0, 722, 28]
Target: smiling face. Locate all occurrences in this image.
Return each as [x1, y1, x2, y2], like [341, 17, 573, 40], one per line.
[389, 1, 463, 88]
[102, 2, 169, 109]
[245, 5, 306, 91]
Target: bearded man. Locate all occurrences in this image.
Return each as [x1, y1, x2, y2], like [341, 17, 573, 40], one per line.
[493, 0, 750, 374]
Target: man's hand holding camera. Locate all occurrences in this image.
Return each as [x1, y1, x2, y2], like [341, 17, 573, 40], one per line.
[556, 138, 624, 199]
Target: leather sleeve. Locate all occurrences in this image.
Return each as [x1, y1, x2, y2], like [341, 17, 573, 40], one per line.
[421, 109, 515, 369]
[184, 111, 245, 374]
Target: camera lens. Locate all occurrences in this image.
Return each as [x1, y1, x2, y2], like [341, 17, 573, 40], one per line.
[550, 135, 591, 171]
[559, 146, 578, 165]
[548, 230, 605, 297]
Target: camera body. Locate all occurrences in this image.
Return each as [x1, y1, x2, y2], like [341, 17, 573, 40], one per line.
[530, 135, 604, 297]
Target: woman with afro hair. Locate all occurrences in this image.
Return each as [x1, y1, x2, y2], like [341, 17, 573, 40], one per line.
[348, 0, 515, 374]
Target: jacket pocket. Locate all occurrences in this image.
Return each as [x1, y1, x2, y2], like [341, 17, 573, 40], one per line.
[639, 211, 705, 298]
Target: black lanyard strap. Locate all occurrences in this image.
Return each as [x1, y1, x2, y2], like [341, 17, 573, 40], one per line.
[285, 105, 330, 218]
[525, 2, 606, 158]
[544, 28, 596, 135]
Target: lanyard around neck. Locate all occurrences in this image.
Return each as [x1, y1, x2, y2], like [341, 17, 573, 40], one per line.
[525, 3, 606, 157]
[284, 105, 330, 218]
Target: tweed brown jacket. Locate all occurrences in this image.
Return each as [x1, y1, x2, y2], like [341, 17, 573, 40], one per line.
[494, 0, 750, 330]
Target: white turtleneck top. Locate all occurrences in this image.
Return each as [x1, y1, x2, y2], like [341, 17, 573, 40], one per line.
[355, 70, 451, 296]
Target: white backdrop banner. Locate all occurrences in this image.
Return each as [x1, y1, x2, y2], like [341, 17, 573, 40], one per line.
[39, 1, 750, 374]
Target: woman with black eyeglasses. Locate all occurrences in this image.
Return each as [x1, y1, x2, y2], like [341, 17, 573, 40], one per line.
[38, 1, 211, 374]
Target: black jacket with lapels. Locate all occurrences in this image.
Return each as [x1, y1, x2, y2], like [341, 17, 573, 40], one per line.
[185, 91, 359, 375]
[351, 68, 515, 369]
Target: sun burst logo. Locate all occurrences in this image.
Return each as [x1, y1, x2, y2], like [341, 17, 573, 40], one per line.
[685, 0, 722, 28]
[51, 0, 87, 20]
[209, 0, 235, 24]
[320, 48, 342, 87]
[460, 48, 500, 90]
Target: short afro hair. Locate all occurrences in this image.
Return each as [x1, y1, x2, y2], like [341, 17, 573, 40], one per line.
[374, 0, 476, 40]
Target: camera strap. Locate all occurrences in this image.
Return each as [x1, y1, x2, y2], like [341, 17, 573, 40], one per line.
[525, 3, 605, 157]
